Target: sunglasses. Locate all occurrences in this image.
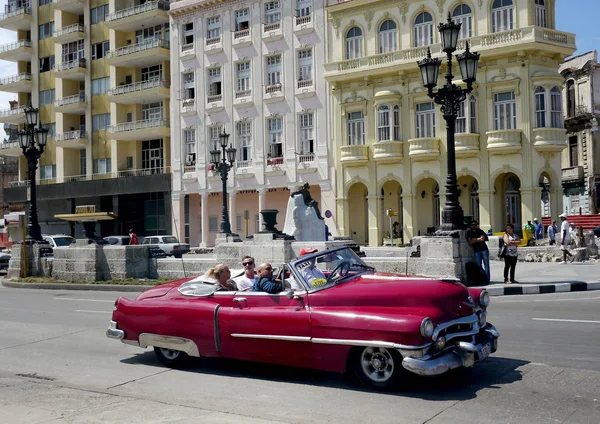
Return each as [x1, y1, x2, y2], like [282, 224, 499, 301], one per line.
[243, 262, 254, 266]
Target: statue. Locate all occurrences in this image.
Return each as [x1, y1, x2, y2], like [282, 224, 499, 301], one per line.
[283, 183, 326, 241]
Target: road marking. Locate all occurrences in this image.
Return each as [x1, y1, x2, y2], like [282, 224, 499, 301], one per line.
[499, 296, 600, 304]
[532, 318, 600, 324]
[75, 310, 112, 314]
[53, 297, 115, 303]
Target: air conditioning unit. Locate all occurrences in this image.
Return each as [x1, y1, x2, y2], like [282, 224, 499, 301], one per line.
[185, 153, 196, 166]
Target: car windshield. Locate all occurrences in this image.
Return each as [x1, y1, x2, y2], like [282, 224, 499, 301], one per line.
[291, 247, 374, 290]
[53, 237, 74, 247]
[162, 237, 178, 244]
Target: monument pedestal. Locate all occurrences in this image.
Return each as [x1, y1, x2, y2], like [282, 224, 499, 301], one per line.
[7, 242, 53, 278]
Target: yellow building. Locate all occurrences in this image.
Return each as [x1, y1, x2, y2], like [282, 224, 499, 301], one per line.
[0, 0, 173, 238]
[325, 0, 576, 246]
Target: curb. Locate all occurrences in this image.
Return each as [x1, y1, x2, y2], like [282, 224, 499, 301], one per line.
[1, 280, 152, 292]
[481, 281, 600, 296]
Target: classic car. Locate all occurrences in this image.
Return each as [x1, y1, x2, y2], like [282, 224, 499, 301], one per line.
[107, 246, 499, 390]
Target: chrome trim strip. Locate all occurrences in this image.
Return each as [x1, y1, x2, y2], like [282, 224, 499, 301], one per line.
[432, 313, 478, 340]
[138, 333, 200, 357]
[214, 304, 221, 353]
[231, 333, 311, 342]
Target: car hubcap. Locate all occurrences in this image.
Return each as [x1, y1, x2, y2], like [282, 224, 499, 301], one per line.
[361, 347, 394, 383]
[160, 348, 180, 360]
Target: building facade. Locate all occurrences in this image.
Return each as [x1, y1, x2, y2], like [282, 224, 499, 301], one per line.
[326, 0, 575, 246]
[559, 51, 600, 215]
[0, 0, 173, 238]
[169, 0, 335, 247]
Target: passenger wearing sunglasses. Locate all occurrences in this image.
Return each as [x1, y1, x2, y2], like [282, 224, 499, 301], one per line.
[252, 262, 283, 294]
[235, 256, 256, 291]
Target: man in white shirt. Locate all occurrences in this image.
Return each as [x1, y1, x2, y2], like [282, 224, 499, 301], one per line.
[297, 248, 327, 287]
[234, 256, 256, 290]
[559, 214, 575, 264]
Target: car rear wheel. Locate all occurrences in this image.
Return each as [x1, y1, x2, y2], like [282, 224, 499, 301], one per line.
[351, 346, 405, 390]
[154, 347, 189, 368]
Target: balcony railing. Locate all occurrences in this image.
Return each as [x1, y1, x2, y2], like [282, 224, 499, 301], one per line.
[55, 130, 87, 141]
[561, 166, 584, 182]
[265, 84, 282, 94]
[297, 79, 313, 89]
[181, 42, 194, 52]
[10, 167, 171, 186]
[184, 165, 195, 173]
[106, 1, 169, 22]
[207, 94, 222, 103]
[55, 58, 86, 72]
[0, 106, 25, 118]
[298, 153, 315, 163]
[236, 160, 252, 168]
[0, 72, 31, 85]
[267, 157, 284, 166]
[235, 89, 251, 98]
[234, 29, 249, 39]
[0, 39, 31, 53]
[106, 39, 170, 59]
[117, 167, 170, 178]
[206, 36, 220, 46]
[264, 22, 280, 32]
[182, 98, 195, 108]
[296, 15, 311, 25]
[107, 78, 168, 96]
[53, 23, 84, 38]
[54, 93, 86, 107]
[0, 6, 31, 21]
[108, 119, 169, 133]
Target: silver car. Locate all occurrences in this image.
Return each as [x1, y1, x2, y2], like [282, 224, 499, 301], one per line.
[141, 235, 190, 258]
[43, 235, 75, 249]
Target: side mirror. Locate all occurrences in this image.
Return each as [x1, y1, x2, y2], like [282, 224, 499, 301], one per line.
[285, 289, 294, 300]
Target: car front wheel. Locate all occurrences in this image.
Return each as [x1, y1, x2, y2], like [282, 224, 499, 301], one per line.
[351, 346, 405, 390]
[154, 347, 189, 368]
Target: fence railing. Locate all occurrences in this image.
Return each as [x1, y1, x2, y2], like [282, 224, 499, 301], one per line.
[106, 39, 169, 59]
[296, 15, 311, 26]
[0, 39, 31, 53]
[106, 1, 169, 22]
[265, 84, 282, 94]
[0, 6, 31, 21]
[53, 23, 84, 38]
[234, 29, 250, 39]
[55, 130, 87, 141]
[206, 37, 220, 46]
[54, 93, 86, 107]
[0, 73, 31, 85]
[107, 78, 168, 96]
[108, 119, 169, 133]
[0, 106, 25, 118]
[55, 58, 86, 72]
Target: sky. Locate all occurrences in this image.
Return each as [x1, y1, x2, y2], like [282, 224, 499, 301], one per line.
[0, 0, 598, 141]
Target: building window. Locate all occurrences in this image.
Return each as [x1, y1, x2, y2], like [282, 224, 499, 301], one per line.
[209, 216, 218, 232]
[206, 16, 220, 40]
[452, 4, 473, 39]
[184, 195, 190, 244]
[142, 64, 162, 81]
[492, 0, 514, 33]
[416, 102, 436, 138]
[345, 27, 363, 60]
[414, 12, 433, 47]
[347, 111, 365, 145]
[267, 117, 283, 158]
[393, 105, 401, 140]
[569, 136, 578, 167]
[126, 156, 133, 169]
[236, 121, 252, 161]
[142, 139, 164, 171]
[62, 40, 84, 63]
[91, 77, 109, 95]
[39, 0, 52, 6]
[183, 22, 194, 45]
[39, 55, 54, 73]
[80, 149, 86, 176]
[377, 105, 391, 141]
[40, 89, 55, 106]
[93, 158, 111, 175]
[378, 20, 397, 53]
[236, 61, 251, 94]
[266, 55, 282, 87]
[567, 80, 576, 117]
[184, 129, 196, 166]
[550, 87, 563, 128]
[535, 86, 547, 128]
[297, 0, 312, 17]
[41, 122, 55, 138]
[265, 1, 281, 24]
[209, 125, 222, 152]
[298, 49, 313, 83]
[91, 41, 109, 60]
[493, 91, 517, 130]
[207, 67, 221, 99]
[142, 102, 163, 121]
[40, 164, 56, 180]
[91, 5, 109, 25]
[235, 8, 250, 32]
[39, 22, 54, 40]
[182, 71, 195, 101]
[299, 113, 314, 154]
[135, 25, 168, 44]
[535, 0, 547, 28]
[457, 95, 477, 133]
[92, 113, 110, 132]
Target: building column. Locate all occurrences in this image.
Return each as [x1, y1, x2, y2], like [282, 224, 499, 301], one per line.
[171, 192, 183, 242]
[401, 194, 415, 241]
[519, 187, 540, 226]
[258, 188, 266, 230]
[200, 192, 209, 247]
[550, 187, 563, 220]
[55, 147, 65, 183]
[336, 196, 349, 237]
[478, 190, 493, 232]
[366, 195, 380, 247]
[229, 189, 237, 234]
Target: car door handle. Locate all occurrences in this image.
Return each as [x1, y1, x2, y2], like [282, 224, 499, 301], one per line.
[233, 297, 247, 307]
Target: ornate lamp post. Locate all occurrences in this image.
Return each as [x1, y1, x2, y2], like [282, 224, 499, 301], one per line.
[417, 14, 480, 231]
[210, 130, 237, 234]
[18, 105, 48, 242]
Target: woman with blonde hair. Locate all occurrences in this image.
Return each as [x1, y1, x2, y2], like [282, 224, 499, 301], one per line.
[206, 264, 237, 291]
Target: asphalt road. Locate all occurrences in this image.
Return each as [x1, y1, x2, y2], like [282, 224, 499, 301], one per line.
[0, 286, 599, 424]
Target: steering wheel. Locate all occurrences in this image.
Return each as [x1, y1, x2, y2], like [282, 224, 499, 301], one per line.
[327, 261, 351, 283]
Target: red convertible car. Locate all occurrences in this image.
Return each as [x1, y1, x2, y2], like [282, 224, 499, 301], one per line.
[107, 246, 499, 389]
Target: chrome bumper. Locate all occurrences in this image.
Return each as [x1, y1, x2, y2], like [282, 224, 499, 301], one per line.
[402, 325, 499, 377]
[106, 320, 124, 340]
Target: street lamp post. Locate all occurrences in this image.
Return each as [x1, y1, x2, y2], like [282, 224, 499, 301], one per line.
[210, 130, 237, 234]
[18, 105, 48, 242]
[417, 14, 480, 232]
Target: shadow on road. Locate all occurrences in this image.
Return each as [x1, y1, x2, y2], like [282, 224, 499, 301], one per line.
[121, 353, 527, 400]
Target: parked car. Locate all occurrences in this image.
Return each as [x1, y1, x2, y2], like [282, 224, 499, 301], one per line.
[43, 234, 75, 249]
[594, 226, 600, 238]
[141, 235, 190, 258]
[104, 235, 130, 245]
[0, 252, 10, 270]
[107, 246, 498, 390]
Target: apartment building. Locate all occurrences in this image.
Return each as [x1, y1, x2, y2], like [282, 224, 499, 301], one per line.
[0, 0, 173, 237]
[169, 0, 334, 247]
[326, 0, 576, 246]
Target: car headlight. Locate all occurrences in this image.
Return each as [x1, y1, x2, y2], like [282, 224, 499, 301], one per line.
[420, 317, 434, 339]
[479, 290, 490, 309]
[479, 311, 487, 327]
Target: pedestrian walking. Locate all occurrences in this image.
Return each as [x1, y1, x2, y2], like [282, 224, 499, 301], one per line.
[534, 218, 543, 240]
[559, 214, 575, 263]
[548, 220, 558, 245]
[467, 220, 490, 283]
[128, 229, 139, 245]
[503, 224, 520, 284]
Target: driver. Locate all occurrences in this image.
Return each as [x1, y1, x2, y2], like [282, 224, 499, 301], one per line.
[252, 263, 283, 294]
[298, 248, 327, 285]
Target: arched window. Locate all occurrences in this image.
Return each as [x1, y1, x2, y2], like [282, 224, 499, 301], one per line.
[376, 104, 401, 142]
[567, 80, 575, 117]
[452, 4, 473, 39]
[345, 27, 363, 59]
[550, 87, 563, 128]
[535, 0, 547, 28]
[414, 12, 433, 47]
[492, 0, 513, 33]
[535, 86, 546, 128]
[379, 19, 397, 53]
[456, 95, 477, 134]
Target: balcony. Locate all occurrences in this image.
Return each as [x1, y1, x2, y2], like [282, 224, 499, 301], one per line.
[373, 141, 403, 164]
[53, 23, 84, 44]
[408, 138, 440, 161]
[265, 157, 285, 176]
[181, 42, 195, 59]
[532, 127, 567, 153]
[54, 130, 87, 149]
[108, 119, 170, 141]
[296, 79, 315, 98]
[486, 129, 522, 155]
[233, 90, 253, 107]
[54, 94, 87, 114]
[0, 106, 26, 124]
[340, 145, 369, 166]
[455, 133, 480, 158]
[107, 79, 169, 104]
[264, 84, 284, 103]
[105, 1, 170, 32]
[181, 98, 196, 116]
[235, 160, 254, 178]
[294, 15, 313, 35]
[106, 39, 170, 68]
[0, 6, 32, 31]
[0, 73, 32, 93]
[54, 58, 86, 81]
[324, 26, 576, 82]
[232, 29, 251, 47]
[296, 153, 318, 174]
[263, 22, 283, 41]
[204, 36, 222, 54]
[0, 40, 31, 62]
[52, 0, 85, 14]
[206, 94, 224, 113]
[561, 166, 584, 183]
[0, 140, 21, 157]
